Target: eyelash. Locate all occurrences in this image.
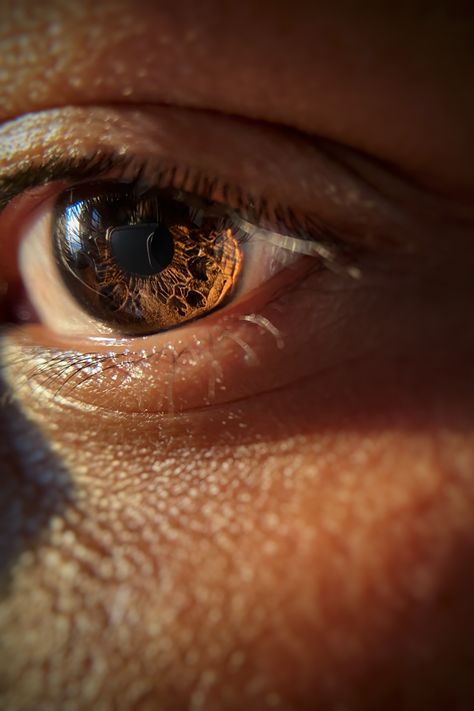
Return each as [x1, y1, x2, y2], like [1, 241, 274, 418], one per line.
[0, 150, 360, 269]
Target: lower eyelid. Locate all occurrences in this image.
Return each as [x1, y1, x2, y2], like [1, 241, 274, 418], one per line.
[1, 315, 283, 416]
[1, 261, 319, 417]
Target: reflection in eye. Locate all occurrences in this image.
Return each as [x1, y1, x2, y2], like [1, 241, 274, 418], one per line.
[54, 184, 244, 335]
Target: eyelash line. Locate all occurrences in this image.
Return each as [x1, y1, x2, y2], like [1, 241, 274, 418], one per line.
[0, 150, 363, 272]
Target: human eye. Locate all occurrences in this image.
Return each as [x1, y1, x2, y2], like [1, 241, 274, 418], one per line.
[0, 106, 382, 416]
[16, 162, 321, 340]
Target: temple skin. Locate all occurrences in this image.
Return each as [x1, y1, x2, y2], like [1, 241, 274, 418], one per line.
[1, 1, 474, 709]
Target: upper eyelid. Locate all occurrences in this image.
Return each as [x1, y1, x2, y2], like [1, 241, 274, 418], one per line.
[0, 150, 350, 252]
[0, 105, 428, 258]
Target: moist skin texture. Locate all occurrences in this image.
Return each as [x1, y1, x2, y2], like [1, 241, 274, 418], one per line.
[1, 1, 474, 709]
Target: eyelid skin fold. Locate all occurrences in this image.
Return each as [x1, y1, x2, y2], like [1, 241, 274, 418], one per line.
[2, 8, 474, 710]
[0, 128, 337, 416]
[0, 104, 431, 257]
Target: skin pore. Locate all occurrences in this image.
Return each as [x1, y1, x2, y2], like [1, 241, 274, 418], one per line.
[1, 1, 474, 708]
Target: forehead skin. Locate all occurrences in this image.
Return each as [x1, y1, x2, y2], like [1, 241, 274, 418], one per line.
[1, 1, 474, 710]
[1, 0, 474, 190]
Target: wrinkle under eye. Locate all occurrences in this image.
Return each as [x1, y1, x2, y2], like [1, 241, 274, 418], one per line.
[54, 184, 243, 336]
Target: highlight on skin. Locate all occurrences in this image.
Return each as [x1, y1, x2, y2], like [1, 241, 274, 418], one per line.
[1, 1, 474, 709]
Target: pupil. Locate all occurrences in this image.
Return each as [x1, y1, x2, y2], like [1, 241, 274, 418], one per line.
[110, 223, 174, 277]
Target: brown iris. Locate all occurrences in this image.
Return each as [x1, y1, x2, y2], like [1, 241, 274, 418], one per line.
[54, 184, 243, 335]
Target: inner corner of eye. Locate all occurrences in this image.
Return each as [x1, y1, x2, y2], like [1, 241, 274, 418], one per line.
[0, 279, 39, 326]
[0, 190, 59, 327]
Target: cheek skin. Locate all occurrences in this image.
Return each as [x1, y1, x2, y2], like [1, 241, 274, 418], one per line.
[1, 351, 474, 709]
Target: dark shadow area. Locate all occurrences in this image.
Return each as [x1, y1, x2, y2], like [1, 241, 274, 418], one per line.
[338, 538, 474, 711]
[0, 371, 75, 593]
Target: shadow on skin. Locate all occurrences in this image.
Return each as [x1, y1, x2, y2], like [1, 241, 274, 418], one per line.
[305, 537, 474, 711]
[0, 371, 74, 593]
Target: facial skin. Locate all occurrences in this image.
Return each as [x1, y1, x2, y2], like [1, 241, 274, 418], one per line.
[1, 1, 474, 708]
